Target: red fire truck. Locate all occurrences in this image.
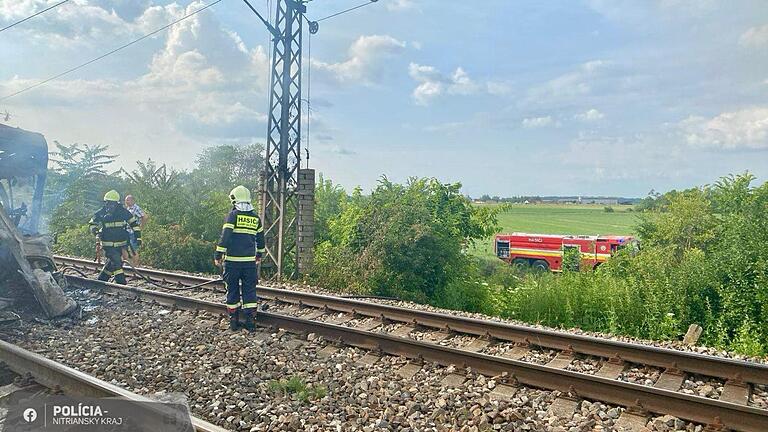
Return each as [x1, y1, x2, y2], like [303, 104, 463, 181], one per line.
[494, 233, 638, 272]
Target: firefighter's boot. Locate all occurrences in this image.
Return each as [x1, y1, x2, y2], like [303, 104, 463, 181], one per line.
[243, 310, 256, 333]
[97, 271, 110, 282]
[113, 270, 127, 285]
[228, 310, 240, 331]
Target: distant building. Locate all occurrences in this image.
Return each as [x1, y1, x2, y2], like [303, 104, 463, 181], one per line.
[551, 196, 619, 205]
[586, 198, 618, 205]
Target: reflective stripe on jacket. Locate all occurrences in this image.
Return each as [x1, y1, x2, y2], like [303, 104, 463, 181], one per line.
[89, 206, 141, 244]
[214, 209, 265, 265]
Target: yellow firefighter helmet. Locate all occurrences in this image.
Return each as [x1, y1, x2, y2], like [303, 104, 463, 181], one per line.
[103, 190, 120, 202]
[229, 185, 251, 204]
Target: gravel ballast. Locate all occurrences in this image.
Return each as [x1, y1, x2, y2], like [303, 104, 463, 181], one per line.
[4, 287, 711, 431]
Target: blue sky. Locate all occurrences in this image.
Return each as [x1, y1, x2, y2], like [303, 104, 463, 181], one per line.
[1, 0, 767, 197]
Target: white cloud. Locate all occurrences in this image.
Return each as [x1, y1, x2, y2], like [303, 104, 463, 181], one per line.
[324, 144, 356, 155]
[680, 107, 768, 150]
[409, 63, 505, 105]
[0, 1, 272, 166]
[739, 24, 768, 48]
[522, 116, 556, 128]
[575, 108, 605, 122]
[0, 0, 182, 47]
[386, 0, 415, 11]
[311, 35, 406, 85]
[526, 60, 612, 104]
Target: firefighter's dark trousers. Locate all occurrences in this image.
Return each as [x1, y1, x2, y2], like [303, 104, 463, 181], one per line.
[98, 246, 127, 284]
[223, 264, 259, 314]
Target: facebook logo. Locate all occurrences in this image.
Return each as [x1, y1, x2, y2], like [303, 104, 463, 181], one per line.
[22, 408, 37, 423]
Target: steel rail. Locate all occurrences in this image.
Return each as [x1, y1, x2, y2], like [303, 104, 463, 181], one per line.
[63, 274, 768, 431]
[55, 255, 768, 386]
[0, 339, 229, 432]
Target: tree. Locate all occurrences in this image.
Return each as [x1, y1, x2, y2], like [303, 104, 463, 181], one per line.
[120, 159, 186, 228]
[313, 177, 501, 308]
[191, 143, 265, 193]
[314, 173, 348, 244]
[636, 188, 718, 256]
[51, 142, 117, 181]
[120, 159, 180, 191]
[47, 143, 122, 234]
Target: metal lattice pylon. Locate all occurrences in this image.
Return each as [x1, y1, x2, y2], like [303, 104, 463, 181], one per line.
[260, 0, 305, 280]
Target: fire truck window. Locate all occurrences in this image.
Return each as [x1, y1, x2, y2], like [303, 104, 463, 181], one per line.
[496, 241, 510, 258]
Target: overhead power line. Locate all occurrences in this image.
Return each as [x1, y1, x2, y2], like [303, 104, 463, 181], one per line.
[241, 0, 278, 37]
[315, 0, 378, 22]
[0, 0, 72, 33]
[0, 0, 223, 102]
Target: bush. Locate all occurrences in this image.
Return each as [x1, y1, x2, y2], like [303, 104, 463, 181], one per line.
[562, 246, 581, 272]
[139, 221, 217, 274]
[311, 177, 501, 308]
[484, 173, 768, 355]
[603, 206, 614, 213]
[54, 225, 97, 258]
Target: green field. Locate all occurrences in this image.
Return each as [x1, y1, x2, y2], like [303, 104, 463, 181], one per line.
[471, 203, 638, 259]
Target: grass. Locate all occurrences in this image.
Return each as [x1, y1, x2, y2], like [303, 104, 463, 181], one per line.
[268, 376, 327, 403]
[471, 203, 638, 259]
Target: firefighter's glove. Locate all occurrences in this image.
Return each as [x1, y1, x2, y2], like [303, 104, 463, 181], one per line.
[90, 226, 99, 236]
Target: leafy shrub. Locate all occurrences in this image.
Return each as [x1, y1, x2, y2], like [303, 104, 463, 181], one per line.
[485, 173, 768, 354]
[603, 206, 614, 213]
[311, 177, 501, 308]
[54, 225, 97, 258]
[139, 222, 216, 274]
[562, 246, 581, 272]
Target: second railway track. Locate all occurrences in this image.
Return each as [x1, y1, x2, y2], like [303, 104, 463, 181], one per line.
[0, 339, 227, 432]
[53, 255, 768, 431]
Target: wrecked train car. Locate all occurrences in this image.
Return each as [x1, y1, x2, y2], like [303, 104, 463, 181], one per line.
[0, 124, 77, 318]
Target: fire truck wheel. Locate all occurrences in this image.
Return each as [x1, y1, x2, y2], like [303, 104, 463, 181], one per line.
[531, 260, 549, 272]
[512, 258, 529, 268]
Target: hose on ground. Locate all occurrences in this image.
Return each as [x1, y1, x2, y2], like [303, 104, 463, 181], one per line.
[62, 262, 223, 292]
[122, 261, 224, 292]
[59, 266, 91, 278]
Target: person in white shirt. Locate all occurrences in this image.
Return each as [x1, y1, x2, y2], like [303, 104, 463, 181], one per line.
[124, 195, 148, 264]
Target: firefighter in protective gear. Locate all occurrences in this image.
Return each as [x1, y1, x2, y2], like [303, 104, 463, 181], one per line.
[214, 185, 265, 332]
[89, 190, 142, 284]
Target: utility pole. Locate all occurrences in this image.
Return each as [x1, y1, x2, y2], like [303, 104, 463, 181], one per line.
[259, 0, 314, 280]
[248, 0, 377, 280]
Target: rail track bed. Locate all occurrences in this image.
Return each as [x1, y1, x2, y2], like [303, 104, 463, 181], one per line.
[7, 284, 619, 432]
[50, 256, 768, 431]
[0, 337, 226, 431]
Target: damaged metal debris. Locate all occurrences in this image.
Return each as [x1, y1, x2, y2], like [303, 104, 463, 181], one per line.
[0, 125, 78, 320]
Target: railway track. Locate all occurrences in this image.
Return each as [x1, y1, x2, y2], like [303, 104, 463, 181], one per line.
[0, 339, 228, 431]
[54, 255, 768, 431]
